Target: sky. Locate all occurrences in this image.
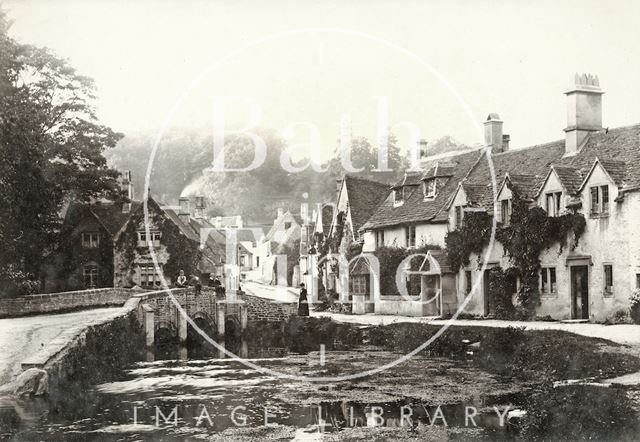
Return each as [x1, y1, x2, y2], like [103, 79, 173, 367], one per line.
[4, 0, 640, 160]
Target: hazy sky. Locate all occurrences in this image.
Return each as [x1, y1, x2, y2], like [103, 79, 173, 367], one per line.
[4, 0, 640, 159]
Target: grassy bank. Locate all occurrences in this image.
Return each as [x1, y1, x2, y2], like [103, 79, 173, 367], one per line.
[367, 322, 640, 381]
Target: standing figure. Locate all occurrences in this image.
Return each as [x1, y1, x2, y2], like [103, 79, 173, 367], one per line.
[298, 283, 309, 317]
[208, 273, 216, 287]
[176, 269, 187, 287]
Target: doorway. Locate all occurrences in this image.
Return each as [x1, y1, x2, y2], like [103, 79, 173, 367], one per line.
[571, 265, 589, 319]
[483, 270, 494, 316]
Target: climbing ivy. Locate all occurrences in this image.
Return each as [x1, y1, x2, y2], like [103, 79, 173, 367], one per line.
[444, 211, 493, 271]
[445, 192, 586, 317]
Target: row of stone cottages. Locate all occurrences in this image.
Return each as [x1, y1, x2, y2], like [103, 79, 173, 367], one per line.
[300, 74, 640, 322]
[43, 174, 255, 293]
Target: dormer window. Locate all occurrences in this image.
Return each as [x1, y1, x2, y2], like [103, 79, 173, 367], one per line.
[393, 188, 404, 206]
[500, 199, 512, 225]
[545, 192, 563, 217]
[590, 185, 609, 215]
[423, 179, 436, 199]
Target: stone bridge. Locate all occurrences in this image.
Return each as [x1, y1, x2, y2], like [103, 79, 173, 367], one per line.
[136, 287, 249, 345]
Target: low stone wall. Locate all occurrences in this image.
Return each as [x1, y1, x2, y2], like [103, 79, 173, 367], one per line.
[19, 296, 144, 395]
[0, 288, 131, 318]
[242, 294, 297, 321]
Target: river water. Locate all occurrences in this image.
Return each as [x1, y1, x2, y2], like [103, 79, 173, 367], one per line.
[0, 331, 525, 441]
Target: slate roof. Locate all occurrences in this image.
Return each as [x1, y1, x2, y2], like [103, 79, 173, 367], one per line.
[66, 201, 141, 237]
[550, 165, 583, 195]
[360, 123, 640, 230]
[561, 124, 640, 189]
[343, 175, 390, 232]
[361, 150, 482, 229]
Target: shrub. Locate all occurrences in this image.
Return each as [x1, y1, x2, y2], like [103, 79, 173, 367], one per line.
[0, 267, 41, 298]
[604, 308, 632, 325]
[630, 289, 640, 324]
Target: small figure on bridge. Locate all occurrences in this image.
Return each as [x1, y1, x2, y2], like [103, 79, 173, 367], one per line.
[298, 283, 309, 317]
[189, 274, 202, 295]
[176, 269, 187, 288]
[208, 273, 216, 287]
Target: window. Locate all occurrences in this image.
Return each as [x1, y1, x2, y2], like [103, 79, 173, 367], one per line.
[375, 230, 385, 248]
[240, 255, 246, 266]
[545, 192, 563, 216]
[500, 199, 511, 225]
[284, 222, 292, 229]
[83, 263, 98, 287]
[405, 225, 416, 248]
[454, 206, 464, 229]
[349, 275, 368, 295]
[394, 188, 404, 205]
[140, 264, 162, 287]
[540, 267, 557, 294]
[590, 185, 610, 215]
[465, 270, 472, 293]
[256, 256, 260, 267]
[604, 264, 613, 294]
[424, 179, 436, 198]
[137, 231, 161, 247]
[81, 232, 100, 248]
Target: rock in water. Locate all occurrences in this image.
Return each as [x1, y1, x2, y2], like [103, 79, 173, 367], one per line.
[12, 368, 49, 397]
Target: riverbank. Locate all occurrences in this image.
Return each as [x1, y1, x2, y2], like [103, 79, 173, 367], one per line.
[3, 317, 640, 441]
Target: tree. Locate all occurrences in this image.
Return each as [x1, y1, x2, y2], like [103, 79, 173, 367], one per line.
[0, 8, 123, 283]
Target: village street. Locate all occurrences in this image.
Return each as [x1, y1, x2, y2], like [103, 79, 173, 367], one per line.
[0, 307, 121, 386]
[243, 280, 640, 347]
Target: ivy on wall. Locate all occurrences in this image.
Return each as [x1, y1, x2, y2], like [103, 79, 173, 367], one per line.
[373, 244, 441, 297]
[445, 192, 586, 317]
[56, 208, 114, 291]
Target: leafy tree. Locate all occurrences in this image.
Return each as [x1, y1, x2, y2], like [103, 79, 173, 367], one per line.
[0, 8, 122, 282]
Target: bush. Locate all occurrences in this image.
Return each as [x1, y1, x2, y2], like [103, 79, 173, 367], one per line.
[520, 385, 639, 441]
[604, 308, 632, 325]
[630, 289, 640, 324]
[0, 267, 40, 298]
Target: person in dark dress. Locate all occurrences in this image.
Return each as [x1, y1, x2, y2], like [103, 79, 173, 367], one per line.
[298, 283, 309, 316]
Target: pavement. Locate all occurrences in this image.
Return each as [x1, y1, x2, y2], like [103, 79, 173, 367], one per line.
[0, 307, 122, 387]
[244, 280, 640, 347]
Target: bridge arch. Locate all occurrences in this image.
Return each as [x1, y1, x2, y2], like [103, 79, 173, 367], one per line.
[154, 320, 177, 345]
[187, 311, 217, 343]
[225, 315, 242, 338]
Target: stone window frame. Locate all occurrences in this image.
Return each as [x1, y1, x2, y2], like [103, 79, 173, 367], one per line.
[81, 231, 100, 248]
[83, 262, 99, 287]
[603, 263, 614, 297]
[137, 230, 162, 247]
[540, 266, 558, 297]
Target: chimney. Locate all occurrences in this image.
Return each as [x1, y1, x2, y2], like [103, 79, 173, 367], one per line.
[484, 113, 505, 153]
[178, 197, 190, 224]
[418, 139, 429, 158]
[277, 207, 284, 219]
[236, 215, 243, 229]
[564, 73, 603, 156]
[215, 216, 222, 229]
[502, 134, 510, 151]
[194, 196, 205, 218]
[300, 202, 309, 225]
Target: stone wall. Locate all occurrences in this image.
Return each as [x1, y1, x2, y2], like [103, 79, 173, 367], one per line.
[241, 294, 297, 321]
[0, 288, 131, 318]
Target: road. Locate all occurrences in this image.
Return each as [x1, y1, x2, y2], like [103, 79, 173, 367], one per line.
[0, 308, 122, 386]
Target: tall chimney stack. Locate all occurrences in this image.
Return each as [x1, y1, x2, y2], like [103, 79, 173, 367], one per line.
[484, 113, 505, 153]
[564, 73, 603, 156]
[178, 197, 190, 224]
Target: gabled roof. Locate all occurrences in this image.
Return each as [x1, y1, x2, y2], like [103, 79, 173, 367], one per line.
[549, 165, 584, 195]
[391, 171, 422, 188]
[342, 175, 390, 232]
[65, 201, 141, 237]
[577, 157, 627, 193]
[264, 210, 300, 244]
[362, 150, 482, 230]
